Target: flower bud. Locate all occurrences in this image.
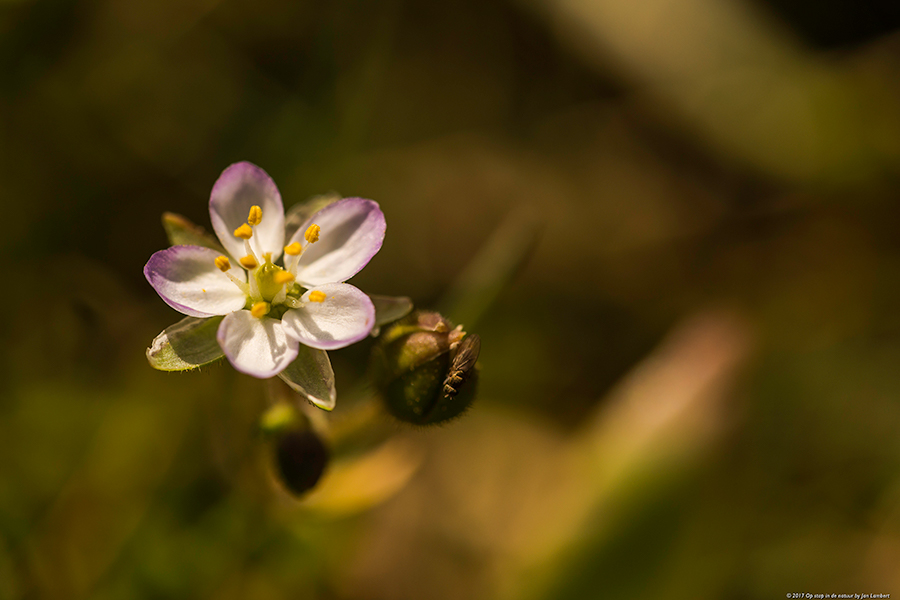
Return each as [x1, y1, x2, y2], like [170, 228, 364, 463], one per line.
[275, 428, 329, 496]
[261, 403, 329, 496]
[371, 311, 481, 425]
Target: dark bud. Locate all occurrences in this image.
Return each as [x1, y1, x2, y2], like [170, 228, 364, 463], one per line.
[274, 427, 329, 496]
[371, 311, 481, 425]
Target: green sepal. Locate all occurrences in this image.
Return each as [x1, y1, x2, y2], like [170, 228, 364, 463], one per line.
[278, 346, 336, 411]
[162, 212, 226, 252]
[369, 295, 414, 336]
[146, 316, 225, 371]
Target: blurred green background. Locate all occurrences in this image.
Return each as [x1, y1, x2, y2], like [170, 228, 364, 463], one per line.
[4, 0, 900, 598]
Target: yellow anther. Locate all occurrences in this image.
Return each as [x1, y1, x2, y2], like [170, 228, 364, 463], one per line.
[304, 224, 321, 244]
[247, 205, 263, 226]
[274, 271, 295, 285]
[284, 242, 302, 256]
[214, 255, 231, 272]
[250, 301, 270, 319]
[239, 254, 259, 270]
[234, 223, 253, 239]
[308, 290, 327, 303]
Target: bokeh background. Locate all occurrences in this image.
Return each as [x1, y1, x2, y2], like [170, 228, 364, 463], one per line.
[4, 0, 900, 597]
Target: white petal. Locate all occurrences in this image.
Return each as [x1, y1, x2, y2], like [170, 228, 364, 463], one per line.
[144, 246, 247, 318]
[217, 311, 299, 378]
[209, 162, 285, 262]
[280, 283, 375, 350]
[278, 346, 336, 411]
[290, 198, 385, 286]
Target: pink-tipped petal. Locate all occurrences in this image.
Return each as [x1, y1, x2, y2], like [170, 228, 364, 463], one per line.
[217, 311, 299, 378]
[209, 162, 285, 262]
[280, 283, 375, 350]
[290, 198, 385, 286]
[144, 246, 247, 318]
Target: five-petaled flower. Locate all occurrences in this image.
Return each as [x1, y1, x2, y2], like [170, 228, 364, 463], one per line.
[145, 162, 385, 402]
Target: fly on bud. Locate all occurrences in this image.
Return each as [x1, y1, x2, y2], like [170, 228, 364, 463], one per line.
[443, 334, 481, 399]
[370, 311, 481, 425]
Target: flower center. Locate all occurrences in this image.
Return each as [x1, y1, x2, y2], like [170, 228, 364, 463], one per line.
[255, 258, 294, 302]
[215, 205, 326, 318]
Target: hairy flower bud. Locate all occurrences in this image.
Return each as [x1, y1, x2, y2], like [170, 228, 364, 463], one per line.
[371, 311, 481, 425]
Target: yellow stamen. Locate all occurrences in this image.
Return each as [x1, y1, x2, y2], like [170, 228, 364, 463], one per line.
[274, 272, 295, 285]
[214, 255, 231, 272]
[234, 223, 253, 239]
[239, 254, 259, 270]
[284, 242, 302, 256]
[308, 290, 327, 303]
[250, 301, 270, 318]
[247, 205, 263, 226]
[304, 224, 321, 244]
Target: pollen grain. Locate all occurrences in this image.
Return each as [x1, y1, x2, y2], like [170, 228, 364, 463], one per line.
[234, 224, 253, 239]
[274, 271, 295, 285]
[250, 301, 270, 318]
[247, 205, 263, 226]
[308, 290, 327, 303]
[239, 254, 259, 270]
[304, 224, 321, 244]
[214, 255, 232, 272]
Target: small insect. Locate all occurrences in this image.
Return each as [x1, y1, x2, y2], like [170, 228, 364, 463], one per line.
[442, 334, 481, 398]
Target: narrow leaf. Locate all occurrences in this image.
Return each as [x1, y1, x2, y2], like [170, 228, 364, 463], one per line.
[162, 212, 226, 252]
[278, 346, 337, 411]
[146, 316, 225, 371]
[440, 207, 539, 329]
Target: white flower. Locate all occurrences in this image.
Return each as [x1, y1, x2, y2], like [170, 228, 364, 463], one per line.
[144, 162, 386, 408]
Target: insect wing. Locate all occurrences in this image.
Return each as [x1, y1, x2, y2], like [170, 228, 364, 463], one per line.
[443, 335, 480, 398]
[451, 335, 481, 373]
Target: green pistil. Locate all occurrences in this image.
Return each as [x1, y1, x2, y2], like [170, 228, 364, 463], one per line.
[255, 261, 287, 301]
